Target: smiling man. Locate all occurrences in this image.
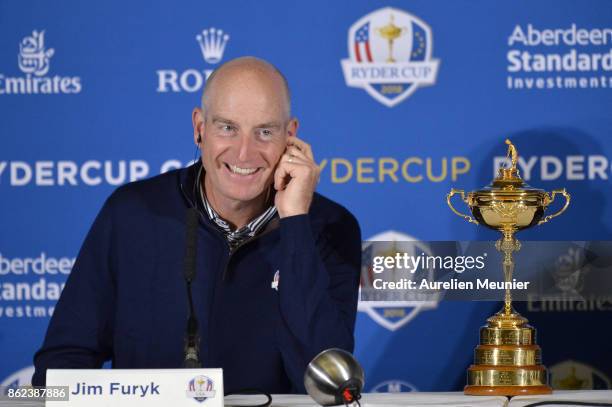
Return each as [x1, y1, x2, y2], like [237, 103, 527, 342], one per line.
[32, 57, 361, 393]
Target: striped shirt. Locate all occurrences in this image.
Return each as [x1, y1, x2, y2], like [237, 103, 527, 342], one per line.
[197, 168, 277, 250]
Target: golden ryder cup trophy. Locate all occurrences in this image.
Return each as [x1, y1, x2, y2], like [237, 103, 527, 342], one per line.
[376, 15, 406, 63]
[446, 139, 570, 396]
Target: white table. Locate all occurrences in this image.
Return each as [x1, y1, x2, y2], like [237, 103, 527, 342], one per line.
[226, 392, 508, 407]
[1, 390, 610, 407]
[508, 390, 612, 406]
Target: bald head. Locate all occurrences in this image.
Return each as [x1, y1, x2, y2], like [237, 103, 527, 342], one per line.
[201, 57, 291, 120]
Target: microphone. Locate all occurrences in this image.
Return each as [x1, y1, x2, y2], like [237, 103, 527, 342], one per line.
[304, 349, 365, 406]
[183, 207, 201, 368]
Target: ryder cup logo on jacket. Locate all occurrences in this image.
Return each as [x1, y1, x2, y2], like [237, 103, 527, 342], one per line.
[271, 269, 280, 291]
[186, 375, 216, 402]
[157, 27, 230, 93]
[341, 7, 440, 107]
[0, 30, 82, 95]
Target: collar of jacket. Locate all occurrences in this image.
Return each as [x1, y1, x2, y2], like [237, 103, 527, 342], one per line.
[178, 160, 202, 209]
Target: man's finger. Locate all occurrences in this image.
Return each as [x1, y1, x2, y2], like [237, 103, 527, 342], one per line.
[274, 161, 290, 190]
[286, 145, 309, 161]
[287, 137, 314, 160]
[282, 152, 309, 165]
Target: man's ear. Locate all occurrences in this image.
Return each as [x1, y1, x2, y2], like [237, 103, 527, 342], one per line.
[286, 118, 299, 138]
[192, 107, 205, 146]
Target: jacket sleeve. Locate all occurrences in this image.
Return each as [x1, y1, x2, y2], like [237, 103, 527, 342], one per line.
[31, 198, 116, 386]
[277, 209, 361, 393]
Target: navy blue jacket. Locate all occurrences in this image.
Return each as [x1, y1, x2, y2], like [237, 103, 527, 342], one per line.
[32, 163, 361, 393]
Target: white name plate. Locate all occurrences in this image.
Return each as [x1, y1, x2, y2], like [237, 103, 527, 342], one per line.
[46, 368, 224, 407]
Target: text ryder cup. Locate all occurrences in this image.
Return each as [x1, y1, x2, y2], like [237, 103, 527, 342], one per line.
[0, 160, 185, 186]
[2, 155, 611, 187]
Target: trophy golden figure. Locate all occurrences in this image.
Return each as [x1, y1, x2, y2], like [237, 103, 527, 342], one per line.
[376, 15, 406, 63]
[447, 140, 570, 396]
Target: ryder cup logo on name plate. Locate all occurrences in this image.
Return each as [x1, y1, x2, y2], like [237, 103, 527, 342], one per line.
[341, 7, 440, 107]
[186, 375, 216, 403]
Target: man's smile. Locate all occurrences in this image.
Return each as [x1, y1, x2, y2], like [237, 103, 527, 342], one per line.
[224, 163, 263, 176]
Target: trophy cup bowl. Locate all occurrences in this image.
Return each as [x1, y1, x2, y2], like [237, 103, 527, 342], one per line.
[446, 139, 570, 396]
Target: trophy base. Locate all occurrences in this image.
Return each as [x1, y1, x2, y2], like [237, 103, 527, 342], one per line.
[464, 385, 552, 396]
[464, 308, 552, 397]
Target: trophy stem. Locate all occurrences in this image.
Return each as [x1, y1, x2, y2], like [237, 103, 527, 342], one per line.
[496, 228, 520, 316]
[387, 39, 395, 63]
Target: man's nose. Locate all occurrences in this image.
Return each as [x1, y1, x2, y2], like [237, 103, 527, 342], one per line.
[237, 134, 254, 162]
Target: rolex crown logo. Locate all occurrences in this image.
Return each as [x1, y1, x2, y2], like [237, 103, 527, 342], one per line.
[196, 28, 230, 64]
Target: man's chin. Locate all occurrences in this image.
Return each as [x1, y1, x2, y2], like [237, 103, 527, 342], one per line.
[222, 187, 271, 205]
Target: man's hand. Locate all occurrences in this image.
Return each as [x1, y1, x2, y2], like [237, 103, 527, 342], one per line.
[274, 136, 320, 218]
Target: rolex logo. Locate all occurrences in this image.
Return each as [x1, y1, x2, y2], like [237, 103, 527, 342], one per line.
[156, 27, 231, 93]
[196, 28, 229, 64]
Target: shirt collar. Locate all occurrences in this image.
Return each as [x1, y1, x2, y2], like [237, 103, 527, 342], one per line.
[196, 166, 277, 247]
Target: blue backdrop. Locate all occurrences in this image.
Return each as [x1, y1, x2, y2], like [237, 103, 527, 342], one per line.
[1, 0, 611, 392]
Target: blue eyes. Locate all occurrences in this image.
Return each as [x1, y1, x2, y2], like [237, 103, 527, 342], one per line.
[217, 125, 275, 140]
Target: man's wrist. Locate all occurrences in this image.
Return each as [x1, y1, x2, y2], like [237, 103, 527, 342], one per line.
[278, 208, 309, 218]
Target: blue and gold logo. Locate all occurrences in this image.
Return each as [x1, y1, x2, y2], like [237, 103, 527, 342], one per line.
[341, 7, 440, 107]
[186, 375, 216, 403]
[358, 230, 438, 331]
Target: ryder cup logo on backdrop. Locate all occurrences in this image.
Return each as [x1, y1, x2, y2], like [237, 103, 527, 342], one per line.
[186, 375, 216, 403]
[156, 27, 230, 93]
[549, 360, 611, 390]
[0, 30, 82, 95]
[1, 366, 35, 389]
[358, 230, 438, 331]
[371, 380, 418, 393]
[341, 7, 440, 107]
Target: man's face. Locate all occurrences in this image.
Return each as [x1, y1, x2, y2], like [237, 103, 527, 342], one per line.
[194, 70, 296, 206]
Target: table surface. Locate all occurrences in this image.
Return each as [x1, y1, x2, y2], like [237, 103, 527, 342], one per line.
[508, 390, 612, 406]
[226, 392, 508, 407]
[0, 390, 610, 407]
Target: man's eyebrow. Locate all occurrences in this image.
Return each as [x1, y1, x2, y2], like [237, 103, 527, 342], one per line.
[211, 116, 239, 126]
[255, 122, 282, 129]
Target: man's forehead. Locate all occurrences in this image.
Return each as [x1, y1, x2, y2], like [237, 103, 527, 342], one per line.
[208, 70, 285, 99]
[204, 76, 288, 122]
[201, 57, 291, 117]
